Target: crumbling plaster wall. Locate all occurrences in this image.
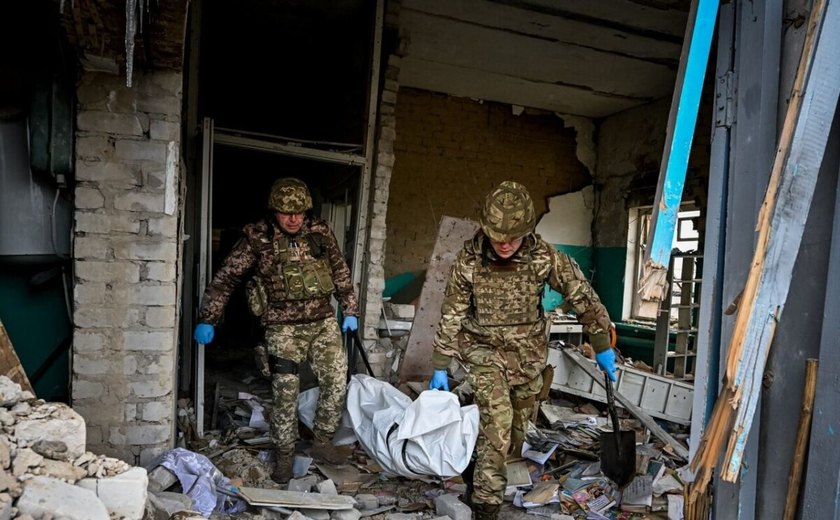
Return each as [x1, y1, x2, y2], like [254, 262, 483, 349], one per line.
[593, 95, 712, 318]
[595, 95, 713, 247]
[594, 98, 671, 248]
[385, 89, 591, 278]
[72, 70, 182, 465]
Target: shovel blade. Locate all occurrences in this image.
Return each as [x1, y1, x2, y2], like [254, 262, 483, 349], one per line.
[600, 430, 636, 487]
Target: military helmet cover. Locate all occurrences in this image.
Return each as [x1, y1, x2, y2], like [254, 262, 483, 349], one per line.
[480, 181, 536, 242]
[268, 178, 313, 213]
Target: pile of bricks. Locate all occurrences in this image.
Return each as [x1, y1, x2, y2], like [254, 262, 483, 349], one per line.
[0, 376, 148, 520]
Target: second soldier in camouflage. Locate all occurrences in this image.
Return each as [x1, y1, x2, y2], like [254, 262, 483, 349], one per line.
[430, 181, 614, 520]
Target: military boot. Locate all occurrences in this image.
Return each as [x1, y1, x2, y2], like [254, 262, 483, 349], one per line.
[271, 449, 294, 485]
[473, 502, 500, 520]
[309, 433, 352, 465]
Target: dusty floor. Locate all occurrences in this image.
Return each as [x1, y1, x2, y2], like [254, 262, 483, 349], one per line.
[185, 343, 684, 519]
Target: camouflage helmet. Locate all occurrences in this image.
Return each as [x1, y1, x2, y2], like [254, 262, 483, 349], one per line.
[268, 178, 313, 213]
[480, 181, 536, 242]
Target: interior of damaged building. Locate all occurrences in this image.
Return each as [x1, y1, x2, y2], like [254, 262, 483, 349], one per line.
[0, 0, 839, 519]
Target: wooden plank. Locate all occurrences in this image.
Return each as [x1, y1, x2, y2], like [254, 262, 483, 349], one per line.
[721, 0, 840, 480]
[801, 156, 840, 517]
[565, 349, 689, 460]
[398, 216, 478, 382]
[640, 0, 719, 300]
[782, 359, 818, 520]
[236, 488, 355, 510]
[0, 317, 34, 394]
[688, 0, 840, 502]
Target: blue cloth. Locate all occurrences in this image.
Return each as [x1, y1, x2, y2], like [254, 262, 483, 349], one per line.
[194, 323, 215, 344]
[429, 369, 449, 391]
[157, 448, 246, 515]
[342, 315, 358, 333]
[596, 349, 617, 382]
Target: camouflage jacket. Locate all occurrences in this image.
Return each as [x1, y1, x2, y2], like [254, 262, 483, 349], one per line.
[433, 232, 612, 369]
[198, 217, 358, 326]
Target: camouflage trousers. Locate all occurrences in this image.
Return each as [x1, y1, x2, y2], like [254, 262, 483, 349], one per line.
[468, 365, 543, 505]
[265, 317, 348, 453]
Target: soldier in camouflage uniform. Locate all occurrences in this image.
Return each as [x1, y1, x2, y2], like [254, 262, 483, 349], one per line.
[193, 178, 359, 484]
[429, 181, 615, 519]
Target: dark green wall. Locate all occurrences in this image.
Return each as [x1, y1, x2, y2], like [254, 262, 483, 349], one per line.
[0, 264, 70, 402]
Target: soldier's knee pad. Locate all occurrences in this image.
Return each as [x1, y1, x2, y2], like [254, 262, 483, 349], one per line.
[270, 356, 299, 375]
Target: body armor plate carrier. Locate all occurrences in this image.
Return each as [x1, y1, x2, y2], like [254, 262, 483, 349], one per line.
[473, 259, 541, 326]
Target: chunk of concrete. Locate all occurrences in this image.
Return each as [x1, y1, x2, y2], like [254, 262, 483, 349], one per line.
[77, 467, 148, 520]
[288, 512, 314, 520]
[17, 476, 109, 520]
[147, 465, 179, 492]
[317, 479, 338, 495]
[331, 509, 362, 520]
[32, 439, 70, 461]
[15, 405, 86, 459]
[0, 493, 10, 520]
[354, 494, 379, 510]
[150, 491, 193, 515]
[306, 509, 331, 520]
[41, 459, 87, 482]
[288, 474, 318, 492]
[0, 377, 22, 407]
[293, 454, 313, 478]
[434, 494, 471, 520]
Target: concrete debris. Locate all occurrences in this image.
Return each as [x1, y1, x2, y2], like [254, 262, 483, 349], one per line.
[171, 320, 692, 520]
[17, 476, 109, 520]
[0, 376, 144, 520]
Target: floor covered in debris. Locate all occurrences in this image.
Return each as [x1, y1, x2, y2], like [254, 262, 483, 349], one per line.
[162, 340, 689, 520]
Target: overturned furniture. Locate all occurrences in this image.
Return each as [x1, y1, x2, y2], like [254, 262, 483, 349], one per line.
[548, 345, 693, 426]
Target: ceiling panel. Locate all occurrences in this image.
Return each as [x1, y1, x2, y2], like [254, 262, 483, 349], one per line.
[399, 0, 689, 117]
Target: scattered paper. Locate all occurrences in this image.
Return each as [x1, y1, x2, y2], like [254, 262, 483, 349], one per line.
[667, 494, 685, 520]
[621, 475, 653, 508]
[523, 441, 559, 465]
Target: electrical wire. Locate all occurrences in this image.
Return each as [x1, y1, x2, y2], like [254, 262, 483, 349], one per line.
[50, 186, 73, 322]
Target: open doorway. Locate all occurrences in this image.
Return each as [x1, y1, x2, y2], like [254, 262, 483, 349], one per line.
[180, 0, 380, 436]
[197, 138, 362, 440]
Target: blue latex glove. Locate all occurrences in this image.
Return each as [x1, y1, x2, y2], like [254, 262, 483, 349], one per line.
[342, 316, 358, 333]
[596, 349, 617, 382]
[429, 369, 449, 391]
[194, 323, 215, 344]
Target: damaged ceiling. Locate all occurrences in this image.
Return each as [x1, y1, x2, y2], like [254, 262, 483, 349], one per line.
[53, 0, 688, 120]
[399, 0, 690, 118]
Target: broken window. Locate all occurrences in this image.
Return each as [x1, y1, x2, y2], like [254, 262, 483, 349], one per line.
[626, 206, 699, 321]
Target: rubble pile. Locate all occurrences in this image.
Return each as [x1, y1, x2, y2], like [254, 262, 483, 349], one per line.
[0, 376, 145, 520]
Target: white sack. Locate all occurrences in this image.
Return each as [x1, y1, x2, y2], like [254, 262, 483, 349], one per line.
[346, 374, 479, 479]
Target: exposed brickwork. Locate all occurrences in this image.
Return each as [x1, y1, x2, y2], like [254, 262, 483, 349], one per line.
[385, 89, 591, 277]
[72, 70, 182, 466]
[359, 54, 402, 369]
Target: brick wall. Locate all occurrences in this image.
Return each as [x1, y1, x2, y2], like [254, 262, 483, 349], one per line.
[72, 70, 182, 465]
[360, 54, 401, 349]
[385, 89, 591, 277]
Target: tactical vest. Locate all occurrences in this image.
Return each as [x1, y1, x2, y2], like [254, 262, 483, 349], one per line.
[274, 233, 335, 300]
[472, 254, 542, 326]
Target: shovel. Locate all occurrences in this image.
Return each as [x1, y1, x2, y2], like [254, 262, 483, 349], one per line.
[600, 372, 636, 487]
